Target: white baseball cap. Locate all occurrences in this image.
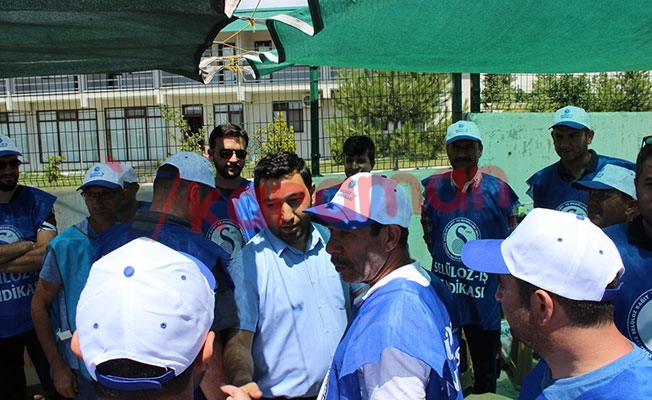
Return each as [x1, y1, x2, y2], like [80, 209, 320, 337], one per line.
[118, 163, 138, 184]
[573, 164, 637, 199]
[0, 135, 22, 158]
[78, 163, 124, 190]
[304, 172, 411, 229]
[461, 208, 623, 302]
[551, 106, 591, 130]
[446, 121, 482, 145]
[75, 238, 216, 391]
[157, 152, 215, 188]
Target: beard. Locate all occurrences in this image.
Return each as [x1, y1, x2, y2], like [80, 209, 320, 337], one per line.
[216, 163, 243, 180]
[0, 175, 18, 192]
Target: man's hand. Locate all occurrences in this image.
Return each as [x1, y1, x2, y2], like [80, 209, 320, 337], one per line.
[51, 362, 78, 399]
[221, 382, 262, 400]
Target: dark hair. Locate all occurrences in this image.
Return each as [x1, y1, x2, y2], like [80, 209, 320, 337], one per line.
[369, 222, 409, 249]
[208, 123, 249, 149]
[343, 135, 375, 164]
[254, 152, 312, 189]
[516, 276, 619, 328]
[153, 164, 213, 200]
[94, 359, 193, 399]
[636, 141, 652, 180]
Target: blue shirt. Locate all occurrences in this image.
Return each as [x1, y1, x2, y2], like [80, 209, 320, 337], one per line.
[229, 223, 350, 398]
[519, 346, 652, 399]
[604, 217, 652, 355]
[202, 179, 266, 258]
[40, 219, 97, 370]
[526, 151, 634, 215]
[0, 185, 56, 338]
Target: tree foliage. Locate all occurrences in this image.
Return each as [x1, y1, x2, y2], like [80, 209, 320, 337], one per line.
[482, 74, 524, 111]
[159, 105, 206, 155]
[327, 69, 450, 169]
[255, 113, 297, 157]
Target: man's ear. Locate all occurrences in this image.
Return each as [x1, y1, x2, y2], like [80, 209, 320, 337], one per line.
[625, 199, 639, 221]
[198, 331, 216, 371]
[531, 289, 555, 327]
[71, 331, 82, 359]
[384, 224, 402, 253]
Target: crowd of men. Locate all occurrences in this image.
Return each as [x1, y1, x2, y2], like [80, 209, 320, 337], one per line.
[0, 106, 651, 400]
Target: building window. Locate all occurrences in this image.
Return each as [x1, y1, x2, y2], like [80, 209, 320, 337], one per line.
[182, 105, 205, 148]
[273, 101, 304, 133]
[214, 104, 243, 127]
[0, 113, 29, 164]
[105, 107, 167, 161]
[38, 110, 99, 163]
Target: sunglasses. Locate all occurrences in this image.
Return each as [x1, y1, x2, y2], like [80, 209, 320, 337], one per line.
[642, 135, 652, 149]
[218, 149, 247, 160]
[81, 190, 119, 202]
[0, 159, 22, 170]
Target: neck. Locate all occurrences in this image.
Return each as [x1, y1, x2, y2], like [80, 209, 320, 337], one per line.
[367, 250, 412, 287]
[215, 175, 244, 191]
[539, 324, 633, 380]
[149, 198, 189, 221]
[88, 217, 116, 235]
[561, 152, 592, 178]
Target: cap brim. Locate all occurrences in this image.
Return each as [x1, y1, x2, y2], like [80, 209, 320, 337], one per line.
[446, 135, 481, 145]
[551, 121, 589, 130]
[572, 180, 614, 191]
[77, 181, 122, 190]
[461, 239, 511, 274]
[0, 150, 22, 157]
[304, 203, 376, 230]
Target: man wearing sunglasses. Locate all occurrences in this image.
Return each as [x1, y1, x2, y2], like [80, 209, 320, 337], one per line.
[203, 123, 266, 258]
[0, 135, 62, 400]
[572, 164, 638, 228]
[527, 105, 634, 216]
[32, 163, 125, 400]
[605, 136, 652, 357]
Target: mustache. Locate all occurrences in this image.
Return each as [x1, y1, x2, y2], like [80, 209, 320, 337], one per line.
[330, 256, 353, 267]
[454, 157, 471, 163]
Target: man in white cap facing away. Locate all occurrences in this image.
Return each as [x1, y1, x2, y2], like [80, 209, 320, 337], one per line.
[92, 152, 246, 400]
[572, 163, 638, 228]
[526, 105, 634, 216]
[461, 208, 652, 399]
[71, 238, 248, 400]
[32, 163, 125, 399]
[306, 173, 462, 400]
[0, 135, 61, 400]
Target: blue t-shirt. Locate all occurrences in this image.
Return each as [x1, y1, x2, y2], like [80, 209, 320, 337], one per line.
[519, 346, 652, 399]
[526, 151, 634, 216]
[604, 218, 652, 356]
[202, 179, 266, 258]
[422, 171, 519, 329]
[0, 186, 56, 338]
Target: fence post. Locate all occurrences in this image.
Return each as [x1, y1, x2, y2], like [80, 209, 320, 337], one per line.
[310, 66, 321, 176]
[452, 73, 463, 122]
[471, 73, 481, 113]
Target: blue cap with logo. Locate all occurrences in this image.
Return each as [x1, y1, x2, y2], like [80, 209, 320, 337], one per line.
[551, 106, 591, 130]
[78, 163, 124, 190]
[445, 121, 482, 145]
[0, 135, 22, 158]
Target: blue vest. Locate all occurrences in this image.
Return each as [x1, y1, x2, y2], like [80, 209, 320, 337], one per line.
[526, 154, 634, 216]
[604, 222, 652, 356]
[48, 224, 96, 379]
[422, 172, 518, 329]
[325, 278, 463, 400]
[0, 186, 56, 338]
[202, 181, 266, 257]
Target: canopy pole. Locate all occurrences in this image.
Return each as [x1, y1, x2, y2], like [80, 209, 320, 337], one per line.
[309, 66, 321, 176]
[452, 73, 463, 122]
[471, 73, 481, 113]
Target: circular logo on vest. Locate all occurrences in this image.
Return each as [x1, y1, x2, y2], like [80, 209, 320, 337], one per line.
[555, 200, 587, 216]
[0, 225, 22, 244]
[443, 217, 481, 262]
[628, 289, 652, 354]
[207, 220, 246, 256]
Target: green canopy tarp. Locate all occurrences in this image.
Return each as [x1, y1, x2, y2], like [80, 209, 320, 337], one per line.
[245, 0, 652, 77]
[0, 0, 238, 81]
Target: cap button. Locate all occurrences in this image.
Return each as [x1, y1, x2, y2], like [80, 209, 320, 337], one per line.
[123, 266, 135, 277]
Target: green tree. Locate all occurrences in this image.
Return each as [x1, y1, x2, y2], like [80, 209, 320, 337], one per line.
[45, 155, 66, 186]
[327, 69, 450, 170]
[594, 71, 652, 111]
[528, 74, 597, 112]
[481, 74, 520, 111]
[159, 105, 206, 155]
[255, 113, 297, 157]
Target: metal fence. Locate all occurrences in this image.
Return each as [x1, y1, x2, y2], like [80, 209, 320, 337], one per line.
[1, 67, 453, 188]
[4, 68, 651, 188]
